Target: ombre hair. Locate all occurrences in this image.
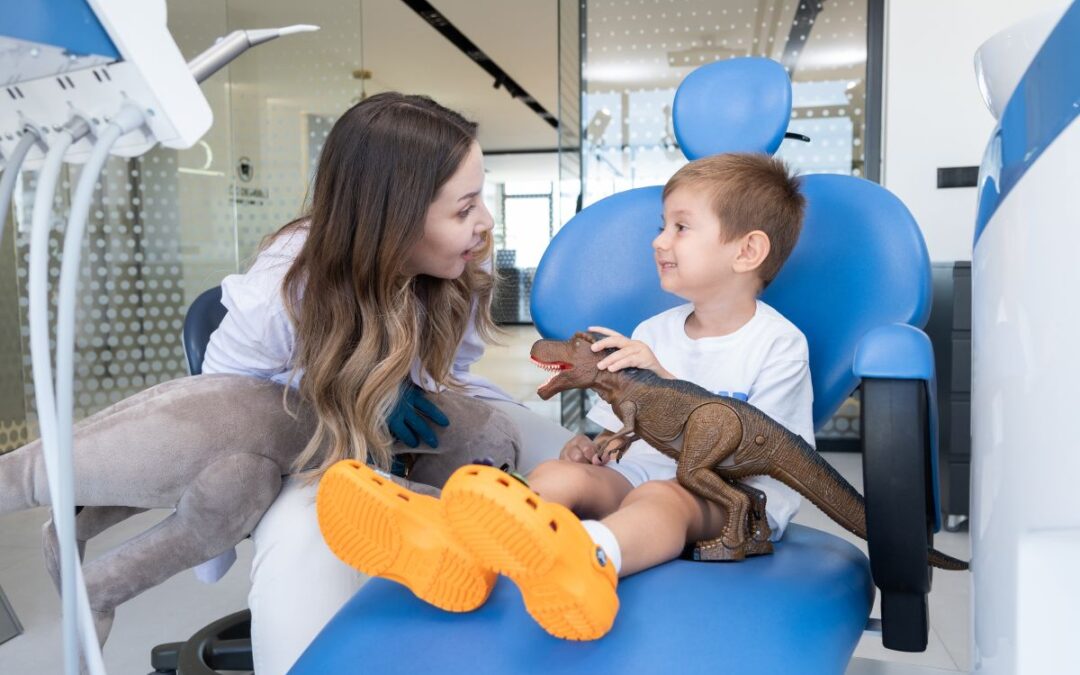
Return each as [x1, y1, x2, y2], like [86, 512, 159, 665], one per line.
[276, 92, 496, 478]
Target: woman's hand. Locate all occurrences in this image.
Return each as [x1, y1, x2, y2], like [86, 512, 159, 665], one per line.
[387, 381, 449, 448]
[588, 326, 673, 378]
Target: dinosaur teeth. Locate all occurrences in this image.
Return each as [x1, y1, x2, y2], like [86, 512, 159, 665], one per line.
[530, 357, 563, 372]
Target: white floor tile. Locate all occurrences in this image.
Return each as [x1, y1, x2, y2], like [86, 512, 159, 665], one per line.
[0, 507, 252, 674]
[847, 656, 965, 675]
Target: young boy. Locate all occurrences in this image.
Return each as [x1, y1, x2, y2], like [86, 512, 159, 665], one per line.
[317, 152, 812, 642]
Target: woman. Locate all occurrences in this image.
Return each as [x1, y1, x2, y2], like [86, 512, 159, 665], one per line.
[201, 92, 574, 673]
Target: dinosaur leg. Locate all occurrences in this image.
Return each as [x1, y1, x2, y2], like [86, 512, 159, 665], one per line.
[678, 468, 753, 561]
[42, 506, 147, 593]
[78, 453, 282, 646]
[41, 511, 121, 663]
[676, 405, 753, 561]
[710, 481, 773, 557]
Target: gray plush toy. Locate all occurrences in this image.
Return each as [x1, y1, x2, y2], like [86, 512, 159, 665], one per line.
[0, 373, 521, 646]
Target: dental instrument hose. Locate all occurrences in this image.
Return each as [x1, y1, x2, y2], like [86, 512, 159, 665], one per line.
[54, 105, 143, 670]
[17, 24, 318, 674]
[58, 108, 145, 675]
[27, 119, 106, 675]
[0, 130, 40, 245]
[57, 110, 145, 546]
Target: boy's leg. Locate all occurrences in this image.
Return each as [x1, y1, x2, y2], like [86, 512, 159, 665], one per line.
[527, 459, 634, 520]
[315, 393, 521, 616]
[316, 460, 496, 612]
[440, 463, 623, 640]
[603, 479, 729, 577]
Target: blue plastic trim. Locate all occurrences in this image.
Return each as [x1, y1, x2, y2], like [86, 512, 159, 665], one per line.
[0, 0, 119, 60]
[973, 130, 1001, 246]
[974, 1, 1080, 247]
[853, 325, 942, 532]
[852, 324, 933, 380]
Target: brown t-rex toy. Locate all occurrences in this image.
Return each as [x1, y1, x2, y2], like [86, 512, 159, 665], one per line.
[530, 332, 967, 571]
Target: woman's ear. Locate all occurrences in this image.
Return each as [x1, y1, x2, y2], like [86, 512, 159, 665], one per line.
[733, 230, 771, 274]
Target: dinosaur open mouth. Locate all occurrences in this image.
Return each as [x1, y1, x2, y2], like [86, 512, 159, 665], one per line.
[531, 356, 571, 394]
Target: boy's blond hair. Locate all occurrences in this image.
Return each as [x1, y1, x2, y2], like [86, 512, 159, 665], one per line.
[663, 153, 805, 286]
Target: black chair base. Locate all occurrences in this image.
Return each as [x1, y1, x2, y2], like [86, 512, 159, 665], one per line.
[149, 610, 252, 675]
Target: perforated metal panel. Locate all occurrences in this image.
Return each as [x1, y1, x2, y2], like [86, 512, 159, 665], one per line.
[11, 149, 197, 434]
[0, 212, 28, 453]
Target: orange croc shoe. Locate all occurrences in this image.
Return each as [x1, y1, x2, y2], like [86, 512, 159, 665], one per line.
[440, 464, 619, 640]
[316, 459, 496, 612]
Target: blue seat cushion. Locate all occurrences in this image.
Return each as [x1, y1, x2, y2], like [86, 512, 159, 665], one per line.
[291, 524, 874, 675]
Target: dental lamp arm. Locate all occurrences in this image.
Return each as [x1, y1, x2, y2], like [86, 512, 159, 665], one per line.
[187, 25, 319, 84]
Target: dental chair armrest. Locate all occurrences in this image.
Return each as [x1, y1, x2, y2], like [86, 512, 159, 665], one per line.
[853, 324, 941, 652]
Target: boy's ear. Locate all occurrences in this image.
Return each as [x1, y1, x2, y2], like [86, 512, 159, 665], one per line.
[733, 230, 771, 274]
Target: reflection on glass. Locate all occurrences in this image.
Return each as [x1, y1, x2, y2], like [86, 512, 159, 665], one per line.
[582, 0, 870, 206]
[491, 178, 556, 325]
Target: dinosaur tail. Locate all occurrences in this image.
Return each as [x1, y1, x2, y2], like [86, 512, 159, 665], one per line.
[928, 549, 969, 571]
[770, 438, 968, 571]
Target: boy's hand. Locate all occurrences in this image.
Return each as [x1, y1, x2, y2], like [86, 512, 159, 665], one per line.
[588, 326, 672, 377]
[560, 433, 598, 463]
[560, 432, 621, 465]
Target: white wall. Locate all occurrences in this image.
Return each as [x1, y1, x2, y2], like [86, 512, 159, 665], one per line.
[881, 0, 1068, 261]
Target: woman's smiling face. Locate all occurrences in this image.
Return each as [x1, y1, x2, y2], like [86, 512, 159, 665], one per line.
[405, 141, 493, 279]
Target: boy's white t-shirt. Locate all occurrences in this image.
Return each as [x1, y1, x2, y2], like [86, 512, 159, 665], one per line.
[586, 300, 814, 540]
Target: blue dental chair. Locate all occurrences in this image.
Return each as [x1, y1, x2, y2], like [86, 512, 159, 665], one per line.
[292, 57, 946, 674]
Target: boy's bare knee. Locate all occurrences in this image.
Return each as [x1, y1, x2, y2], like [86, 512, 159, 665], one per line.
[621, 480, 696, 516]
[529, 460, 628, 517]
[529, 459, 589, 491]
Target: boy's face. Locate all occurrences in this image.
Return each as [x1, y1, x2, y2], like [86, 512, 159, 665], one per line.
[653, 186, 745, 301]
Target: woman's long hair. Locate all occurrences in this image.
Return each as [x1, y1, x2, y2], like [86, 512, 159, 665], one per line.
[279, 93, 496, 477]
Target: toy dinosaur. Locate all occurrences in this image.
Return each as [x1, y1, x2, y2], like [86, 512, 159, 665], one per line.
[0, 373, 521, 647]
[530, 332, 968, 571]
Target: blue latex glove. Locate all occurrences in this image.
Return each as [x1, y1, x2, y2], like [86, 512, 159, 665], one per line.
[387, 381, 449, 449]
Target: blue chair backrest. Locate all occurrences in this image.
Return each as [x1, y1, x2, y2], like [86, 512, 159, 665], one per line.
[530, 58, 931, 430]
[182, 286, 227, 375]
